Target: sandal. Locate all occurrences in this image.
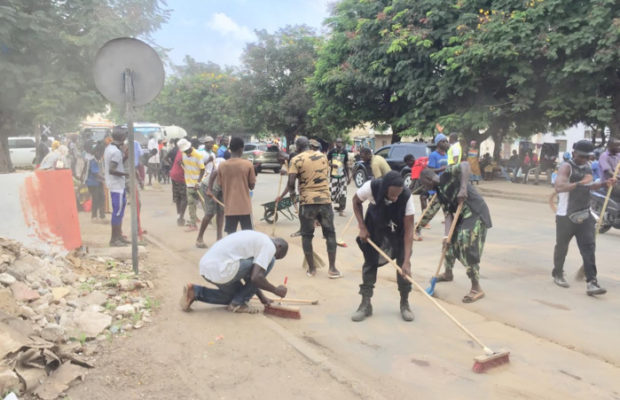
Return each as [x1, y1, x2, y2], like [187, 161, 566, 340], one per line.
[462, 290, 485, 303]
[227, 303, 260, 314]
[328, 270, 343, 279]
[195, 241, 208, 249]
[413, 233, 423, 241]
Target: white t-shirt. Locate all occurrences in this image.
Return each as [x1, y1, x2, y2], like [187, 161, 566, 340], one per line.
[356, 181, 415, 216]
[103, 144, 126, 193]
[199, 230, 276, 284]
[148, 138, 158, 151]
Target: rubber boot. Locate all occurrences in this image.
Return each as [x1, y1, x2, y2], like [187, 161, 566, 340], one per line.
[400, 295, 414, 322]
[351, 296, 372, 322]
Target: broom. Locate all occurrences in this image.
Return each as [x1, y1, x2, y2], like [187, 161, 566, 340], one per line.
[336, 213, 356, 247]
[291, 195, 327, 270]
[426, 202, 464, 296]
[366, 239, 510, 373]
[262, 275, 302, 319]
[413, 194, 437, 240]
[575, 161, 620, 281]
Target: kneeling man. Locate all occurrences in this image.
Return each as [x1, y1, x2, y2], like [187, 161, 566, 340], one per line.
[181, 230, 289, 313]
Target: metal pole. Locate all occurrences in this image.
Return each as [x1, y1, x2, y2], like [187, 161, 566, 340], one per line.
[124, 68, 139, 273]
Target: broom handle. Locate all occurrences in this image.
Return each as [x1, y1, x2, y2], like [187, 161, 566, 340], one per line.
[277, 297, 318, 305]
[595, 161, 620, 235]
[340, 213, 355, 237]
[413, 193, 437, 232]
[432, 201, 464, 278]
[366, 239, 490, 352]
[272, 161, 287, 236]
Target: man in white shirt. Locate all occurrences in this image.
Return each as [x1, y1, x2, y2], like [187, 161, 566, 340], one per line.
[351, 171, 415, 322]
[180, 231, 289, 313]
[104, 127, 129, 247]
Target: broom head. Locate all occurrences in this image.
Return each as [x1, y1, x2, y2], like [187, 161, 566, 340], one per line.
[264, 304, 301, 319]
[472, 350, 510, 373]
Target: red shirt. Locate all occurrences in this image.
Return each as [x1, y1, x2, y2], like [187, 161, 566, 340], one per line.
[411, 157, 428, 179]
[170, 151, 185, 183]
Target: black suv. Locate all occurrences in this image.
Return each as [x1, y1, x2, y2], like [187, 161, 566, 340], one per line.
[352, 142, 430, 188]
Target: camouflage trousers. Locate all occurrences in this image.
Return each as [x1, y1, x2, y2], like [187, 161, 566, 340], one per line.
[444, 217, 487, 281]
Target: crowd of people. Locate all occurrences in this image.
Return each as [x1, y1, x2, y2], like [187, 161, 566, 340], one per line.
[32, 126, 618, 317]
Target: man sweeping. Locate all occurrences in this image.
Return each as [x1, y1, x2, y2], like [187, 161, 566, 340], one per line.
[276, 136, 341, 278]
[180, 231, 289, 313]
[351, 171, 415, 322]
[418, 162, 492, 303]
[552, 140, 616, 295]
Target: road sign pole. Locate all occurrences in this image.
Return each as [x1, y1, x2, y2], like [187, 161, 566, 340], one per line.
[124, 68, 139, 274]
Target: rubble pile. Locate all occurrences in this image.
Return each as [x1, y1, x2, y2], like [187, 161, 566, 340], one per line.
[0, 238, 157, 399]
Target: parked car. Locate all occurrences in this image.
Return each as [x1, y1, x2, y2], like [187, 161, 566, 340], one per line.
[8, 136, 37, 169]
[242, 143, 281, 173]
[352, 142, 430, 188]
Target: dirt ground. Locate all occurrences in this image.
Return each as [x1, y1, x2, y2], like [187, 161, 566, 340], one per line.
[64, 175, 620, 400]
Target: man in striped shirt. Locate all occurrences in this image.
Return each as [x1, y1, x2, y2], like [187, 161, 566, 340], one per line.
[181, 138, 205, 230]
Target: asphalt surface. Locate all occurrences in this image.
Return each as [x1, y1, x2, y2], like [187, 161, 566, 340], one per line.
[137, 173, 620, 399]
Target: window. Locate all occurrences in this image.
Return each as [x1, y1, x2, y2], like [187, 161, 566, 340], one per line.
[389, 146, 411, 161]
[8, 138, 36, 149]
[244, 144, 258, 151]
[375, 147, 390, 158]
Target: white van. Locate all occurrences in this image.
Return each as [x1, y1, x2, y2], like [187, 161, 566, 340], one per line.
[8, 136, 37, 168]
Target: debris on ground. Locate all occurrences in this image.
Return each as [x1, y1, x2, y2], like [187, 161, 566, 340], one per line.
[0, 237, 158, 399]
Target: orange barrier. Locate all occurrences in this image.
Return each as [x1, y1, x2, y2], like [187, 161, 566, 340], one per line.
[20, 169, 82, 251]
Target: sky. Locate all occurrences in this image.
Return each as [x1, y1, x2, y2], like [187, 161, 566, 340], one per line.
[151, 0, 333, 69]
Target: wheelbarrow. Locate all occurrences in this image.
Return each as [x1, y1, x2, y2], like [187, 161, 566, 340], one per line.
[261, 196, 297, 224]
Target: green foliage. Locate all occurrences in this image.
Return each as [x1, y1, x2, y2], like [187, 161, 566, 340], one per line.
[238, 25, 340, 146]
[142, 63, 244, 137]
[0, 0, 169, 171]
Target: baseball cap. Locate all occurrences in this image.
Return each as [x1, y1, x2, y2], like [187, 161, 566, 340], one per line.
[434, 133, 447, 145]
[177, 138, 191, 152]
[309, 139, 321, 149]
[572, 140, 594, 157]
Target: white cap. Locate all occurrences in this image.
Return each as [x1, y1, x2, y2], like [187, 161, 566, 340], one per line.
[177, 138, 191, 151]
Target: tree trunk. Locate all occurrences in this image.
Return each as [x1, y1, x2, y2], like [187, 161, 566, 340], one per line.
[0, 114, 14, 173]
[610, 93, 620, 140]
[490, 129, 505, 161]
[390, 125, 403, 144]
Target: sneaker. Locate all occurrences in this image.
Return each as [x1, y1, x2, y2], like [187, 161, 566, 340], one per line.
[177, 218, 185, 227]
[586, 280, 606, 296]
[553, 275, 570, 288]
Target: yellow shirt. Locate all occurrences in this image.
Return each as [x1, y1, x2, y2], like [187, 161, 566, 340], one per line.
[182, 148, 205, 186]
[370, 155, 391, 178]
[447, 142, 462, 165]
[289, 150, 331, 205]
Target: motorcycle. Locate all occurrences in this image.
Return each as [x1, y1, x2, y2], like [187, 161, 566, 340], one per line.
[590, 189, 620, 234]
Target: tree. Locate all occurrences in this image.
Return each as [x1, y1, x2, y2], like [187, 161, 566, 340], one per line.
[142, 66, 244, 137]
[0, 0, 169, 172]
[239, 25, 329, 148]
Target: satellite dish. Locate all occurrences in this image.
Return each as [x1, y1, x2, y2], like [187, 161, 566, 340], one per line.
[93, 37, 164, 106]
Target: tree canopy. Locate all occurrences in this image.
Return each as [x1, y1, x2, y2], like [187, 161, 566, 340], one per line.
[0, 0, 169, 171]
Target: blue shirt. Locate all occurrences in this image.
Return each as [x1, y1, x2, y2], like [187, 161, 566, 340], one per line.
[427, 151, 448, 195]
[217, 146, 228, 158]
[591, 160, 600, 181]
[134, 141, 143, 167]
[86, 159, 101, 187]
[428, 151, 448, 174]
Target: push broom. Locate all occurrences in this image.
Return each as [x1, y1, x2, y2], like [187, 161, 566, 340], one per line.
[426, 202, 463, 296]
[263, 276, 302, 319]
[366, 239, 510, 373]
[290, 193, 327, 271]
[575, 161, 620, 281]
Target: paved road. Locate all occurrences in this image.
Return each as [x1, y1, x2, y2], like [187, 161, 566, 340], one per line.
[138, 173, 620, 399]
